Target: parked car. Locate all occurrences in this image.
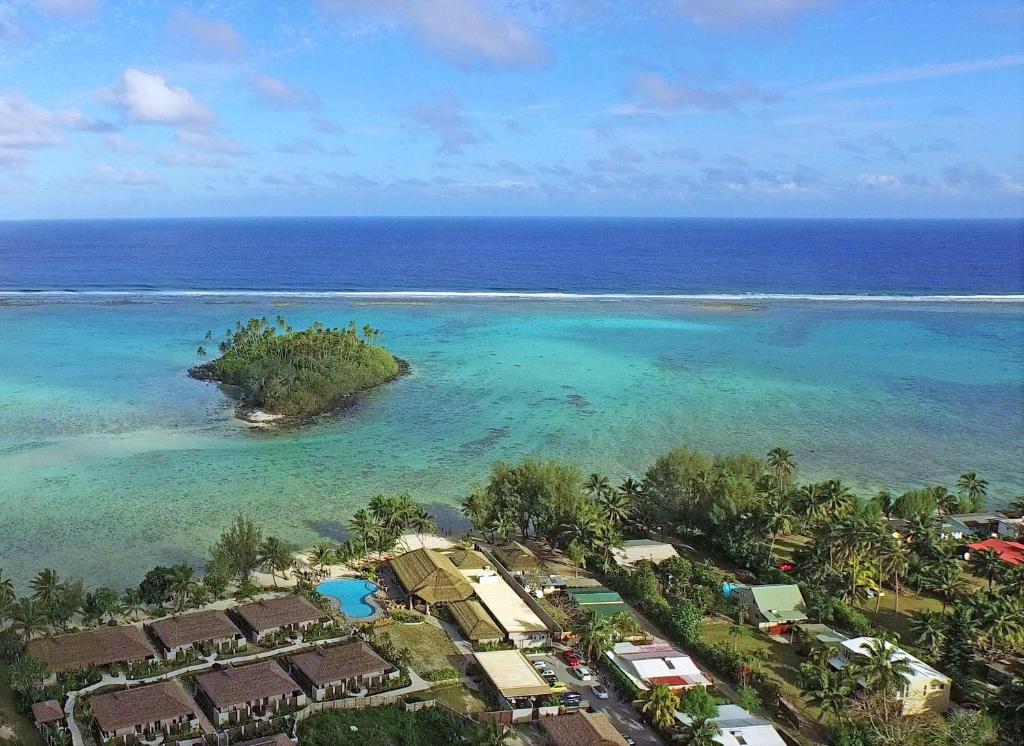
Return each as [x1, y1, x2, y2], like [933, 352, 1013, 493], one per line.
[562, 650, 581, 666]
[540, 667, 556, 678]
[541, 672, 558, 686]
[591, 684, 609, 699]
[571, 665, 593, 681]
[549, 681, 568, 694]
[560, 692, 582, 706]
[531, 659, 547, 670]
[623, 737, 637, 746]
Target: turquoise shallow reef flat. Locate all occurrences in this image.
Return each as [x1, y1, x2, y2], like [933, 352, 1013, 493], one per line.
[0, 298, 1021, 587]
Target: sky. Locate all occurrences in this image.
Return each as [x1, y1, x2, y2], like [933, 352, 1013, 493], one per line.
[0, 0, 1023, 219]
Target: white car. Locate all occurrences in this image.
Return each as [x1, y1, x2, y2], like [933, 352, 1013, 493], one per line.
[540, 667, 556, 678]
[531, 659, 547, 670]
[571, 665, 593, 681]
[592, 684, 610, 699]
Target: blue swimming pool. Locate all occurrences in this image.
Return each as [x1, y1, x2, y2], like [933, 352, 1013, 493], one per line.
[317, 578, 379, 619]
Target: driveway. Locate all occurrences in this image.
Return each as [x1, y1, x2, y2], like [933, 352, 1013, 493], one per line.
[523, 649, 663, 746]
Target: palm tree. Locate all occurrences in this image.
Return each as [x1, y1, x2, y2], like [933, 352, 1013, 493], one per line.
[957, 471, 988, 505]
[766, 447, 796, 492]
[559, 514, 597, 550]
[473, 721, 510, 746]
[348, 509, 378, 559]
[308, 541, 337, 573]
[619, 477, 643, 500]
[585, 473, 611, 498]
[0, 570, 15, 624]
[259, 536, 295, 586]
[169, 564, 196, 612]
[30, 568, 61, 607]
[487, 512, 516, 543]
[675, 716, 722, 746]
[820, 480, 856, 518]
[577, 614, 615, 661]
[597, 489, 631, 526]
[407, 506, 436, 547]
[635, 684, 680, 729]
[971, 549, 1003, 591]
[859, 637, 914, 696]
[766, 498, 795, 558]
[802, 665, 853, 723]
[728, 622, 743, 652]
[121, 588, 147, 621]
[11, 598, 46, 640]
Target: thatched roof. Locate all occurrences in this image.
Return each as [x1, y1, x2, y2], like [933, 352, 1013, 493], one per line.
[196, 662, 302, 708]
[539, 712, 630, 746]
[449, 600, 502, 641]
[493, 541, 541, 572]
[90, 682, 195, 733]
[232, 595, 328, 632]
[446, 548, 489, 570]
[27, 626, 156, 674]
[390, 549, 472, 605]
[289, 642, 391, 686]
[148, 610, 243, 650]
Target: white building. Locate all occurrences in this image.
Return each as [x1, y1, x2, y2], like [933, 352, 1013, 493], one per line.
[829, 636, 951, 715]
[675, 705, 786, 746]
[611, 539, 679, 568]
[461, 568, 550, 648]
[606, 641, 709, 691]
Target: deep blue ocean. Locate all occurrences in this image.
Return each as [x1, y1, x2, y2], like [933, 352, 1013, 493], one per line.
[0, 217, 1021, 295]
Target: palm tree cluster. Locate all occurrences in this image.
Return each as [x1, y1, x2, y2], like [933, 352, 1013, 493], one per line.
[348, 494, 436, 559]
[191, 316, 400, 416]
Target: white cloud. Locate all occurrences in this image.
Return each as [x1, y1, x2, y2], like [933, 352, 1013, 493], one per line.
[667, 0, 833, 30]
[802, 53, 1024, 95]
[86, 163, 162, 188]
[617, 73, 778, 114]
[858, 173, 901, 189]
[169, 8, 245, 56]
[105, 133, 141, 154]
[107, 68, 214, 126]
[248, 74, 321, 110]
[318, 0, 547, 68]
[405, 91, 480, 155]
[174, 130, 249, 156]
[0, 92, 112, 165]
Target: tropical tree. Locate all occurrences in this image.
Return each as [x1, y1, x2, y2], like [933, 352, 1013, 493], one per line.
[408, 506, 436, 547]
[957, 471, 988, 508]
[308, 541, 337, 574]
[859, 637, 914, 696]
[121, 588, 147, 621]
[30, 568, 61, 608]
[211, 515, 264, 582]
[619, 477, 643, 500]
[766, 497, 795, 558]
[801, 664, 853, 722]
[486, 512, 516, 543]
[0, 569, 14, 609]
[168, 565, 196, 613]
[635, 683, 680, 729]
[596, 489, 631, 526]
[473, 720, 511, 746]
[970, 549, 1003, 591]
[675, 716, 722, 746]
[585, 472, 611, 499]
[911, 611, 946, 656]
[766, 447, 796, 492]
[577, 614, 616, 661]
[10, 598, 46, 640]
[260, 536, 295, 586]
[347, 509, 378, 559]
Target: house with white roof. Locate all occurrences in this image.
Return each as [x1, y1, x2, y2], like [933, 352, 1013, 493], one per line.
[611, 539, 679, 568]
[460, 568, 550, 648]
[828, 636, 951, 715]
[675, 705, 786, 746]
[606, 641, 709, 691]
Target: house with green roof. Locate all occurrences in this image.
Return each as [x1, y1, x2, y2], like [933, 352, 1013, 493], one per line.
[733, 584, 808, 635]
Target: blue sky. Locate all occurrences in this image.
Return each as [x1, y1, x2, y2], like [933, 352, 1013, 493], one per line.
[1, 0, 1022, 218]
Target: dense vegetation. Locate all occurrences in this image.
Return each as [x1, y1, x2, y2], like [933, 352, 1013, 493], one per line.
[190, 316, 404, 417]
[296, 704, 498, 746]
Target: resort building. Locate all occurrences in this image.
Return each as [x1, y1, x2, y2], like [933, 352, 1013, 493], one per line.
[147, 610, 247, 660]
[445, 547, 490, 570]
[461, 568, 550, 648]
[27, 626, 157, 680]
[449, 600, 503, 645]
[491, 541, 542, 576]
[829, 637, 951, 715]
[194, 661, 306, 725]
[732, 584, 808, 635]
[230, 595, 330, 643]
[674, 705, 787, 746]
[606, 641, 710, 691]
[611, 539, 679, 568]
[287, 641, 396, 701]
[566, 587, 631, 621]
[31, 701, 68, 746]
[539, 711, 631, 746]
[967, 537, 1024, 566]
[390, 548, 473, 611]
[88, 681, 198, 745]
[473, 650, 551, 716]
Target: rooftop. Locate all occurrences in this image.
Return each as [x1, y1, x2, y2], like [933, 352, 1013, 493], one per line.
[449, 599, 503, 641]
[833, 637, 950, 685]
[612, 540, 679, 567]
[232, 595, 328, 632]
[462, 570, 546, 635]
[148, 610, 243, 650]
[31, 701, 65, 725]
[232, 736, 293, 746]
[474, 650, 551, 699]
[741, 584, 807, 622]
[288, 642, 391, 686]
[27, 626, 155, 673]
[390, 548, 473, 605]
[567, 588, 624, 606]
[196, 661, 302, 708]
[675, 705, 786, 746]
[969, 538, 1024, 565]
[90, 682, 195, 734]
[539, 711, 630, 746]
[445, 547, 489, 570]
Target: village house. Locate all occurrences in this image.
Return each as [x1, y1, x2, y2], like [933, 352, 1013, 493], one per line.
[474, 650, 552, 716]
[611, 539, 679, 569]
[147, 610, 247, 660]
[674, 705, 787, 746]
[230, 595, 330, 643]
[732, 584, 808, 635]
[287, 641, 397, 700]
[539, 711, 631, 746]
[606, 641, 710, 691]
[461, 568, 550, 648]
[829, 637, 951, 715]
[88, 681, 198, 745]
[194, 661, 306, 725]
[27, 626, 157, 682]
[31, 701, 68, 746]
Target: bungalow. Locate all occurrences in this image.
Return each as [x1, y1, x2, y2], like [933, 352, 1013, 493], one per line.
[231, 595, 330, 643]
[449, 600, 503, 645]
[968, 538, 1024, 566]
[606, 641, 710, 691]
[390, 548, 473, 611]
[31, 701, 68, 746]
[829, 637, 951, 715]
[539, 711, 630, 746]
[88, 681, 198, 745]
[462, 569, 550, 648]
[445, 547, 490, 570]
[147, 610, 247, 660]
[194, 661, 306, 725]
[27, 626, 157, 681]
[674, 705, 786, 746]
[287, 641, 396, 700]
[732, 584, 808, 634]
[611, 539, 679, 569]
[942, 511, 1012, 539]
[492, 541, 542, 576]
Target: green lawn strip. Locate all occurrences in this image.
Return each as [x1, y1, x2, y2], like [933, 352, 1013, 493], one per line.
[426, 683, 490, 714]
[378, 622, 462, 676]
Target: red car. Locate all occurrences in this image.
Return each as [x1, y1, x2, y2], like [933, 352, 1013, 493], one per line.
[562, 650, 581, 666]
[777, 562, 796, 572]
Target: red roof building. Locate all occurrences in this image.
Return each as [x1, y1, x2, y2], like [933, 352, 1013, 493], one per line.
[969, 538, 1024, 566]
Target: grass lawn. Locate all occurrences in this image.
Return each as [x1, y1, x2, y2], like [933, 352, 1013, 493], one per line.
[297, 703, 482, 746]
[0, 664, 44, 746]
[378, 621, 461, 676]
[427, 683, 491, 713]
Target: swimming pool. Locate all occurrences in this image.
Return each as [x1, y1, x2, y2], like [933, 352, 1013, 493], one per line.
[317, 578, 379, 619]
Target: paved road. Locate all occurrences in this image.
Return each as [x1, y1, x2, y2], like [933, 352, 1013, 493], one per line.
[523, 649, 663, 746]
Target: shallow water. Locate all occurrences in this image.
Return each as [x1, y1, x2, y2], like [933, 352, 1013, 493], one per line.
[0, 297, 1021, 588]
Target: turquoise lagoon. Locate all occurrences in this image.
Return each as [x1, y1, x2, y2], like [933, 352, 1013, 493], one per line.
[0, 297, 1021, 587]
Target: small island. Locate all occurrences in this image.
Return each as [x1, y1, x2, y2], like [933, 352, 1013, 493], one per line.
[190, 316, 406, 423]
